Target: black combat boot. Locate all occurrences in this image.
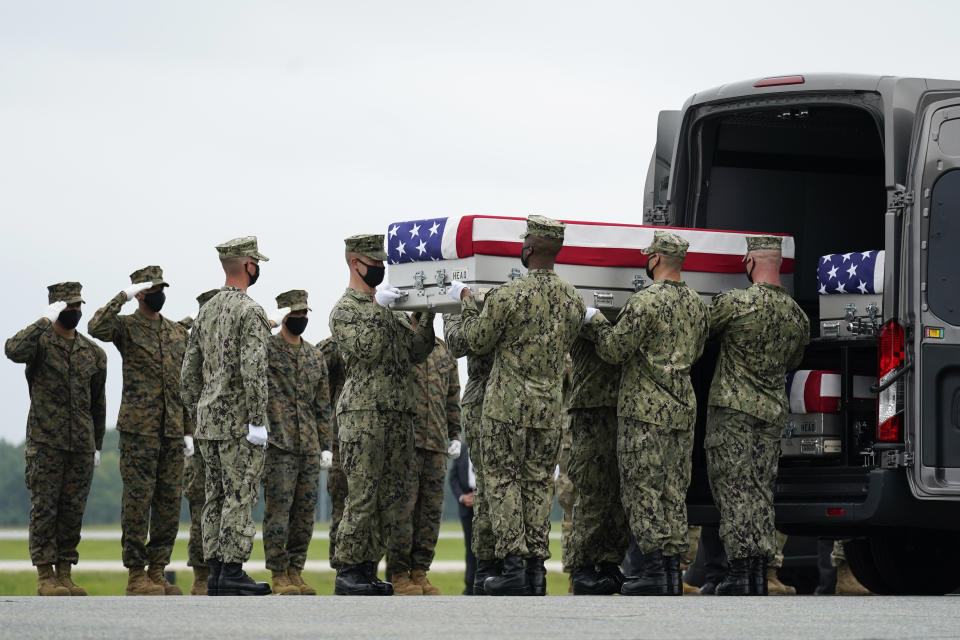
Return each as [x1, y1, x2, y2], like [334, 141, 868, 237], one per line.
[474, 559, 496, 596]
[571, 566, 603, 595]
[751, 557, 768, 596]
[363, 561, 394, 596]
[484, 555, 528, 596]
[715, 558, 752, 596]
[205, 558, 222, 596]
[218, 562, 271, 596]
[598, 562, 626, 593]
[525, 557, 547, 596]
[334, 564, 378, 596]
[621, 550, 669, 596]
[665, 555, 683, 596]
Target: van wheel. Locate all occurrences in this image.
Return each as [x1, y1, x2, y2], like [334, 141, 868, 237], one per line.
[842, 538, 892, 594]
[867, 531, 960, 595]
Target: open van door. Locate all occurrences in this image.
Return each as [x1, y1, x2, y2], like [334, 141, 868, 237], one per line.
[908, 96, 960, 498]
[643, 110, 680, 225]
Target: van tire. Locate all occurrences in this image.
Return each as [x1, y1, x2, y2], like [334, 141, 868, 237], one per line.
[842, 538, 892, 594]
[866, 531, 960, 595]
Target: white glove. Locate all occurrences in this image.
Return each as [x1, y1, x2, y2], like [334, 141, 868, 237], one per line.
[246, 425, 268, 447]
[123, 282, 153, 301]
[585, 307, 600, 323]
[94, 450, 101, 467]
[448, 280, 469, 301]
[320, 450, 334, 470]
[447, 440, 462, 460]
[183, 435, 195, 458]
[374, 284, 403, 307]
[268, 307, 291, 328]
[42, 301, 67, 323]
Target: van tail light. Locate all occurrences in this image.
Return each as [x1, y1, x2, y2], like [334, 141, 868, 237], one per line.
[754, 75, 805, 88]
[877, 321, 905, 442]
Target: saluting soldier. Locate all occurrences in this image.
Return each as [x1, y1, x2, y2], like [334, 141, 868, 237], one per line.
[89, 266, 191, 596]
[705, 235, 809, 596]
[317, 336, 347, 571]
[588, 230, 709, 596]
[5, 282, 107, 596]
[261, 289, 334, 596]
[181, 288, 218, 595]
[181, 236, 272, 596]
[329, 234, 436, 596]
[449, 215, 585, 596]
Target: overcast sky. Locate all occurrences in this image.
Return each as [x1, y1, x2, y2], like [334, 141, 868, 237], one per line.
[2, 0, 958, 445]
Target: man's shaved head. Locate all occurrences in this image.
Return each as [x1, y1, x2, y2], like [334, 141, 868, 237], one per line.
[527, 235, 563, 259]
[221, 257, 244, 276]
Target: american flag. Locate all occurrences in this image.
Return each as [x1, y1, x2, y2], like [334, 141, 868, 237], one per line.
[816, 250, 885, 295]
[387, 218, 449, 264]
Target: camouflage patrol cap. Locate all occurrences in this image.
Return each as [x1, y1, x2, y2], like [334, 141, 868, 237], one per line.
[746, 235, 783, 252]
[520, 215, 565, 241]
[643, 230, 690, 258]
[129, 265, 169, 288]
[345, 234, 388, 261]
[216, 236, 269, 261]
[47, 282, 85, 305]
[196, 289, 219, 308]
[276, 289, 311, 312]
[178, 317, 194, 330]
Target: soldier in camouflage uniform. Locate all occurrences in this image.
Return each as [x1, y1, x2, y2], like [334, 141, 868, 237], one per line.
[387, 332, 461, 595]
[442, 313, 496, 595]
[89, 266, 191, 596]
[329, 233, 436, 596]
[705, 235, 809, 596]
[5, 282, 107, 596]
[565, 325, 630, 595]
[181, 236, 273, 596]
[317, 336, 347, 570]
[261, 289, 334, 596]
[449, 215, 585, 596]
[589, 230, 709, 596]
[181, 289, 218, 595]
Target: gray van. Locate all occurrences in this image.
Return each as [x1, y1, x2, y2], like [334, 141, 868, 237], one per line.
[646, 74, 960, 594]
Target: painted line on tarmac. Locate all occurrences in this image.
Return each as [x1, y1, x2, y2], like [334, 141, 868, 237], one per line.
[0, 560, 564, 573]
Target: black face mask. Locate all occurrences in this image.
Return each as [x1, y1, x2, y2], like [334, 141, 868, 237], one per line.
[645, 255, 660, 281]
[144, 290, 166, 313]
[57, 309, 82, 330]
[746, 258, 756, 284]
[356, 260, 385, 288]
[247, 262, 260, 287]
[285, 316, 309, 336]
[520, 246, 532, 269]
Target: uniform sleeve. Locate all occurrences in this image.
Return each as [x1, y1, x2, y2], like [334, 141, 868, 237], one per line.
[708, 292, 736, 339]
[449, 455, 467, 501]
[592, 298, 647, 365]
[458, 289, 510, 356]
[313, 347, 334, 451]
[443, 313, 470, 358]
[331, 304, 392, 364]
[5, 319, 49, 364]
[785, 311, 811, 371]
[240, 306, 271, 427]
[87, 292, 129, 349]
[445, 350, 462, 441]
[180, 321, 204, 419]
[91, 348, 107, 450]
[409, 311, 436, 365]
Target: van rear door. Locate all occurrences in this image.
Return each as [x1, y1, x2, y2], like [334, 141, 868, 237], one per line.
[643, 110, 680, 224]
[909, 96, 960, 498]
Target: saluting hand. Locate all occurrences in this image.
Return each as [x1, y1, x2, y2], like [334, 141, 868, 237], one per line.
[123, 282, 153, 301]
[42, 301, 67, 323]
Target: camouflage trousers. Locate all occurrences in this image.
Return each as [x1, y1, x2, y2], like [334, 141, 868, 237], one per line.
[334, 410, 413, 566]
[555, 413, 575, 571]
[464, 403, 495, 562]
[618, 416, 695, 556]
[262, 446, 320, 571]
[831, 539, 848, 567]
[326, 438, 347, 570]
[183, 451, 207, 568]
[564, 408, 629, 568]
[386, 447, 446, 574]
[481, 417, 560, 560]
[199, 436, 265, 563]
[705, 406, 780, 561]
[24, 441, 94, 566]
[119, 432, 184, 568]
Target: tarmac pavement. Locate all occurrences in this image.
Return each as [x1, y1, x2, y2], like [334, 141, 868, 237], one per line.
[2, 594, 958, 639]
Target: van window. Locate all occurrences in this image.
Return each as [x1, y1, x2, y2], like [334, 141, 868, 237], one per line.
[927, 169, 960, 325]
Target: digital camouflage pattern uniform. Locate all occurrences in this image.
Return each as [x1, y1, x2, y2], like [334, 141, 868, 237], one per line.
[182, 289, 218, 572]
[458, 251, 585, 561]
[563, 325, 630, 570]
[442, 314, 495, 563]
[88, 266, 190, 571]
[387, 337, 460, 576]
[262, 290, 334, 573]
[5, 282, 107, 568]
[318, 336, 347, 569]
[329, 234, 435, 566]
[593, 231, 709, 557]
[180, 237, 271, 564]
[705, 236, 809, 563]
